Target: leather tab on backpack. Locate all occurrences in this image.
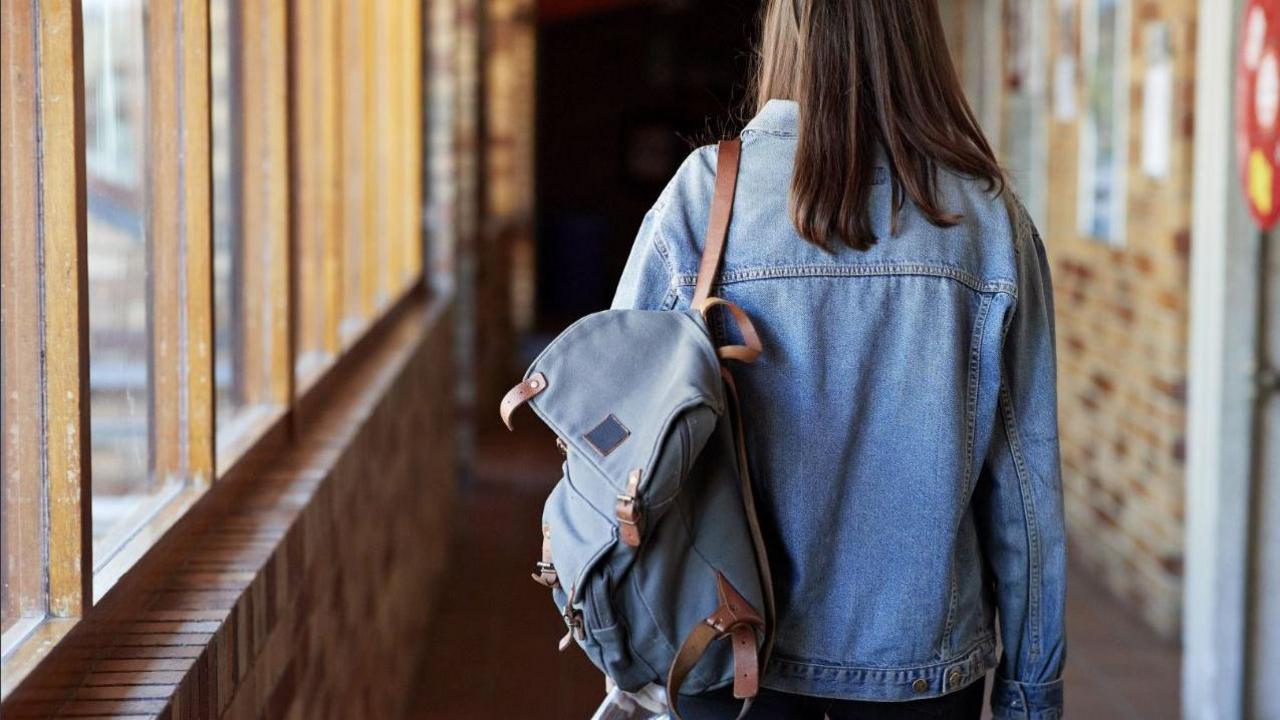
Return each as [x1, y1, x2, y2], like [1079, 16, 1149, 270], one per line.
[729, 624, 759, 698]
[531, 524, 559, 588]
[500, 372, 547, 430]
[708, 573, 764, 698]
[615, 469, 644, 547]
[707, 572, 765, 633]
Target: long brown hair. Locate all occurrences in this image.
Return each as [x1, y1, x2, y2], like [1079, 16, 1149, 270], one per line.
[752, 0, 1004, 251]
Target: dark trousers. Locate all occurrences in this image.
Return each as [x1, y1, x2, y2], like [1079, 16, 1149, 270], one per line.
[677, 677, 985, 720]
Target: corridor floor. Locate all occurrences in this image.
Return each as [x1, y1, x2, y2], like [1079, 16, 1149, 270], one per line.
[404, 427, 1181, 719]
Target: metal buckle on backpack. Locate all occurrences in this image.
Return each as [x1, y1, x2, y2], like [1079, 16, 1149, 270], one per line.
[558, 586, 585, 651]
[532, 524, 560, 588]
[532, 560, 558, 588]
[615, 469, 644, 547]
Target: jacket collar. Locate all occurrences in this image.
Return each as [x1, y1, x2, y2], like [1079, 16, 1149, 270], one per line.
[743, 99, 799, 136]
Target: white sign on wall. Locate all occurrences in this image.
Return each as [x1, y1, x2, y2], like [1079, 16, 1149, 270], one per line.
[1142, 21, 1174, 179]
[1077, 0, 1132, 245]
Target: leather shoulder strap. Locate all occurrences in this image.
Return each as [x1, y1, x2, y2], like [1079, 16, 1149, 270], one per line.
[691, 139, 742, 309]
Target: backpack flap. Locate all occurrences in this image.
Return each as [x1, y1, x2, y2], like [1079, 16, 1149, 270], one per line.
[514, 307, 726, 535]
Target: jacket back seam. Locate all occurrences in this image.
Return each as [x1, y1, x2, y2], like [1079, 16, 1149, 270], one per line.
[671, 264, 1017, 297]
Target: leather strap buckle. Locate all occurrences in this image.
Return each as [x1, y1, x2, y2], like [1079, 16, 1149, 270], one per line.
[614, 469, 644, 547]
[666, 573, 765, 719]
[558, 586, 585, 651]
[558, 613, 585, 651]
[532, 560, 558, 588]
[531, 524, 560, 588]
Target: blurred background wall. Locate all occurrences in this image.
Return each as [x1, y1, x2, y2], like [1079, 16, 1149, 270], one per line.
[949, 0, 1198, 642]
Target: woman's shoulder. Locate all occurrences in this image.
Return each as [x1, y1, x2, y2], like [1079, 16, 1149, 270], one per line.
[644, 144, 722, 257]
[651, 144, 718, 214]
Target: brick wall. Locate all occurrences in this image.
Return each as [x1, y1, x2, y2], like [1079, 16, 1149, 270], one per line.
[1046, 0, 1195, 639]
[951, 0, 1197, 638]
[2, 300, 457, 718]
[216, 305, 458, 719]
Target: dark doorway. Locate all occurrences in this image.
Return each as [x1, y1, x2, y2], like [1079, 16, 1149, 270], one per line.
[535, 0, 761, 331]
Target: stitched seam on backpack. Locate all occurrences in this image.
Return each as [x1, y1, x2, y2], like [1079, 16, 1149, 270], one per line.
[627, 543, 680, 655]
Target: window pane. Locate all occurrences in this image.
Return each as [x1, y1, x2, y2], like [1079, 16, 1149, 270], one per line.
[211, 0, 246, 432]
[210, 0, 289, 457]
[83, 0, 167, 560]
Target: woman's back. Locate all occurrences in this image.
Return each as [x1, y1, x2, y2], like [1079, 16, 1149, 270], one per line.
[613, 99, 1065, 712]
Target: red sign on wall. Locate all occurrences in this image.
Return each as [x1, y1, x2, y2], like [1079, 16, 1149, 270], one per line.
[1239, 0, 1280, 229]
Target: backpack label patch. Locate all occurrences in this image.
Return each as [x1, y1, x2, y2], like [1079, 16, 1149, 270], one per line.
[584, 414, 630, 456]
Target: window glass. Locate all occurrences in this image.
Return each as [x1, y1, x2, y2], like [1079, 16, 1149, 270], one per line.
[211, 0, 289, 456]
[83, 0, 166, 560]
[211, 0, 247, 434]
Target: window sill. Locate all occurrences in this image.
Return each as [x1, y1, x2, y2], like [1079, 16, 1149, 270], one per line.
[0, 618, 77, 698]
[92, 483, 209, 603]
[0, 285, 449, 711]
[214, 403, 290, 478]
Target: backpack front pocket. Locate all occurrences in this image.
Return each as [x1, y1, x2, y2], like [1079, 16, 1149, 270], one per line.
[541, 465, 618, 640]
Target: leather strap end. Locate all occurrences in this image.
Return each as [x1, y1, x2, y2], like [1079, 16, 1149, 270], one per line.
[499, 372, 548, 430]
[730, 624, 759, 699]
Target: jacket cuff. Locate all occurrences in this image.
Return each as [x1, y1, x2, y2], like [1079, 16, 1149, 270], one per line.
[991, 676, 1064, 720]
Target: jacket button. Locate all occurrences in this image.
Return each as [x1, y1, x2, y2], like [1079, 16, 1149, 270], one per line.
[911, 678, 928, 693]
[948, 670, 963, 687]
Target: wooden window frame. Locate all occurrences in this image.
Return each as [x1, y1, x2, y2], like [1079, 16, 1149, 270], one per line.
[1, 0, 92, 684]
[1, 0, 429, 699]
[89, 0, 216, 599]
[214, 0, 293, 472]
[293, 0, 345, 392]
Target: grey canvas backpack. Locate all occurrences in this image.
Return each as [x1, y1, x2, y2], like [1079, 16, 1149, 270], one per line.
[499, 139, 774, 718]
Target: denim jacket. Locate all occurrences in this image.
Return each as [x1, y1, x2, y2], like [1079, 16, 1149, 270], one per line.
[612, 101, 1066, 719]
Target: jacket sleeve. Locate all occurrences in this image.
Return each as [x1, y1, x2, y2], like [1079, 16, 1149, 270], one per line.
[611, 203, 677, 311]
[976, 202, 1067, 720]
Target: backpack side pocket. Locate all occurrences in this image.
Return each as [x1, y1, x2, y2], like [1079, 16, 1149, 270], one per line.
[583, 569, 655, 691]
